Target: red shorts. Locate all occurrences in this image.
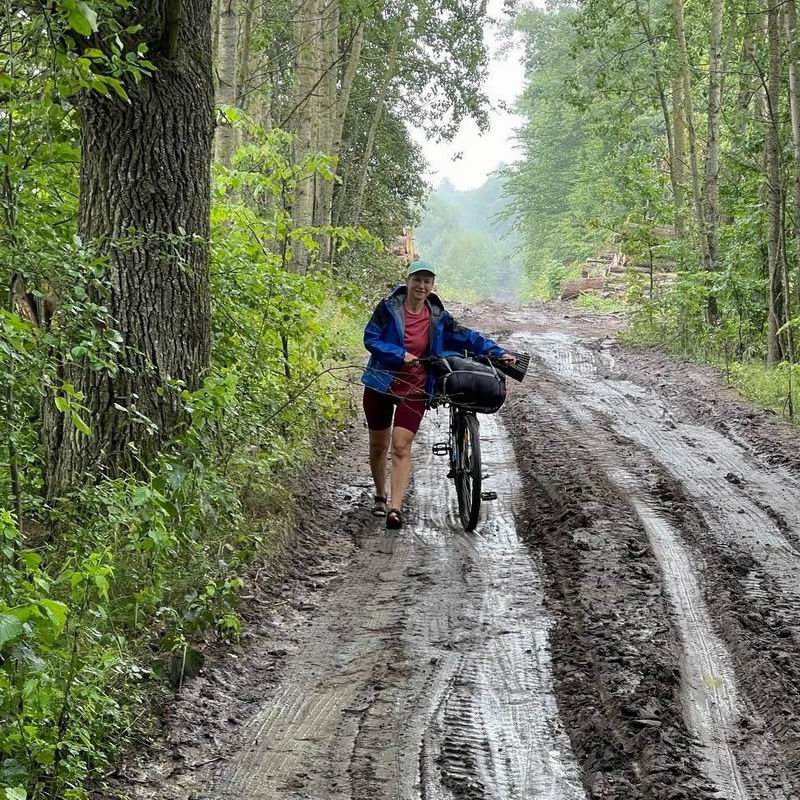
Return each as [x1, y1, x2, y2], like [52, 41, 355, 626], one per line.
[363, 388, 426, 434]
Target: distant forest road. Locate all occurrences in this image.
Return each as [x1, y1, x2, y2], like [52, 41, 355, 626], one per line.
[125, 304, 800, 800]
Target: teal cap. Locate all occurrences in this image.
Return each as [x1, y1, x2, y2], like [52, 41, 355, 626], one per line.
[407, 259, 436, 277]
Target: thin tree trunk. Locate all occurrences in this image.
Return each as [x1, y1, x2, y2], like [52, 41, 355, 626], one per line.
[351, 20, 402, 226]
[671, 74, 687, 232]
[704, 0, 725, 323]
[315, 0, 339, 231]
[214, 0, 239, 165]
[326, 22, 363, 234]
[785, 0, 800, 310]
[634, 2, 681, 226]
[766, 0, 785, 365]
[44, 0, 214, 497]
[236, 0, 256, 109]
[673, 0, 708, 262]
[290, 0, 322, 271]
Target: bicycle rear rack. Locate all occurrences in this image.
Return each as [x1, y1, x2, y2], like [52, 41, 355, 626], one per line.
[432, 442, 450, 456]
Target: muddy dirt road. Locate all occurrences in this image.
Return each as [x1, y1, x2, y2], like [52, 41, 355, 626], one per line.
[123, 305, 800, 800]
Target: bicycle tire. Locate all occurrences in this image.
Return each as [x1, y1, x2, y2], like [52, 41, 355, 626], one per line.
[455, 412, 482, 531]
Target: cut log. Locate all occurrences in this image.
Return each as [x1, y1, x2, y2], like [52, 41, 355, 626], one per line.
[560, 276, 606, 300]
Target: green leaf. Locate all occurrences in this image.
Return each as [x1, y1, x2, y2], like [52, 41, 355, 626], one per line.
[68, 2, 98, 36]
[38, 599, 69, 632]
[54, 396, 69, 413]
[5, 787, 27, 800]
[70, 410, 92, 436]
[0, 614, 24, 647]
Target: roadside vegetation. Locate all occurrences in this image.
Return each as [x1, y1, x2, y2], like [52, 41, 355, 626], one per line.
[0, 1, 492, 797]
[505, 0, 800, 421]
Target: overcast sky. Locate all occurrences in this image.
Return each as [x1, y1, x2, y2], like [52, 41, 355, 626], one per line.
[409, 0, 527, 191]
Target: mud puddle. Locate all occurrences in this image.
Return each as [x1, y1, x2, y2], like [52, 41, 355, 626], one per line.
[200, 414, 585, 799]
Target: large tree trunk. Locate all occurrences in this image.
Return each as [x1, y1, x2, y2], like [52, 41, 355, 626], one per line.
[673, 0, 708, 263]
[214, 0, 239, 165]
[44, 0, 214, 498]
[785, 0, 800, 309]
[704, 0, 725, 323]
[765, 0, 785, 366]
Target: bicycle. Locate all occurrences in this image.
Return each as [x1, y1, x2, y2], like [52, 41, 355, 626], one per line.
[420, 353, 528, 531]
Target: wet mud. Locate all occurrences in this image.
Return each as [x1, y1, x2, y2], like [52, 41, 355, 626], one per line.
[116, 303, 800, 800]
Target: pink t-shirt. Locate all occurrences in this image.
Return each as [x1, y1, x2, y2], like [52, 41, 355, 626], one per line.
[391, 304, 430, 399]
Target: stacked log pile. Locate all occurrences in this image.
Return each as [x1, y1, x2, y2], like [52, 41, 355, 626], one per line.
[560, 246, 676, 301]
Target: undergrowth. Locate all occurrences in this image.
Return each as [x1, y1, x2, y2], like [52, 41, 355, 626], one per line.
[0, 129, 385, 800]
[625, 270, 800, 423]
[575, 293, 627, 313]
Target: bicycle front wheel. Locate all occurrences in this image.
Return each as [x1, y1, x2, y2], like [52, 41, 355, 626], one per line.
[455, 412, 482, 531]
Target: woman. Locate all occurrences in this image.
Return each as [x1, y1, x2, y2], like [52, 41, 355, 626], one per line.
[361, 260, 514, 529]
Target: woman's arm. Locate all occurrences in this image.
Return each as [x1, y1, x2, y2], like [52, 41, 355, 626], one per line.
[364, 301, 406, 366]
[443, 312, 507, 358]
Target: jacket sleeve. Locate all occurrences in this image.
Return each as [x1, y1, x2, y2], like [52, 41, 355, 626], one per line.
[442, 312, 507, 359]
[364, 300, 406, 367]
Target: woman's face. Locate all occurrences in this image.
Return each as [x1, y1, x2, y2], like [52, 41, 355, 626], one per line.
[407, 271, 435, 301]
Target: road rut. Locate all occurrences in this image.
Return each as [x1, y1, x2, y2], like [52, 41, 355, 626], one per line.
[214, 413, 585, 799]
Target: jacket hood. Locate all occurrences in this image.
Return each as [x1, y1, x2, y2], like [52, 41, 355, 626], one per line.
[388, 284, 446, 314]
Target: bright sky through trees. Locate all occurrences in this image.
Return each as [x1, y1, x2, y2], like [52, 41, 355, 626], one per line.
[410, 0, 527, 190]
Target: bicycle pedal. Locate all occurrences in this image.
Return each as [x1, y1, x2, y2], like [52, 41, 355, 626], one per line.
[480, 491, 498, 501]
[432, 442, 450, 456]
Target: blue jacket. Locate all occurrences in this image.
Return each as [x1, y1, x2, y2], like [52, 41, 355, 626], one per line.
[361, 286, 507, 397]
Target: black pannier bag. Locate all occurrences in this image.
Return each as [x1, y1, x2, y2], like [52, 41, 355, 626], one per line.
[434, 355, 507, 413]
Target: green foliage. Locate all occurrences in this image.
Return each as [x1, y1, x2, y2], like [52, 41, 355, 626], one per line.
[575, 293, 627, 314]
[0, 127, 370, 798]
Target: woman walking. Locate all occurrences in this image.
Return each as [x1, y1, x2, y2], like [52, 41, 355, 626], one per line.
[361, 260, 514, 529]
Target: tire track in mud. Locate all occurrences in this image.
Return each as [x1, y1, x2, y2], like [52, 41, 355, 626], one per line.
[509, 329, 800, 797]
[212, 412, 585, 800]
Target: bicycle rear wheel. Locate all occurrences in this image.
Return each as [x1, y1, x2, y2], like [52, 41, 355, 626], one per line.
[455, 412, 482, 531]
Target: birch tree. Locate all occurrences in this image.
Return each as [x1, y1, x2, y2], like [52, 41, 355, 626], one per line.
[215, 0, 240, 165]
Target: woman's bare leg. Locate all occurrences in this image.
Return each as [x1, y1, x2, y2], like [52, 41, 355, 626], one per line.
[368, 427, 391, 497]
[389, 426, 416, 510]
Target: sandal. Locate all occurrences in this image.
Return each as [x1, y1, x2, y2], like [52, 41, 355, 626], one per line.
[371, 495, 387, 516]
[386, 508, 403, 530]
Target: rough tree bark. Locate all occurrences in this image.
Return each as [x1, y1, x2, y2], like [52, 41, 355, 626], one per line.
[214, 0, 239, 165]
[43, 0, 214, 497]
[765, 0, 785, 366]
